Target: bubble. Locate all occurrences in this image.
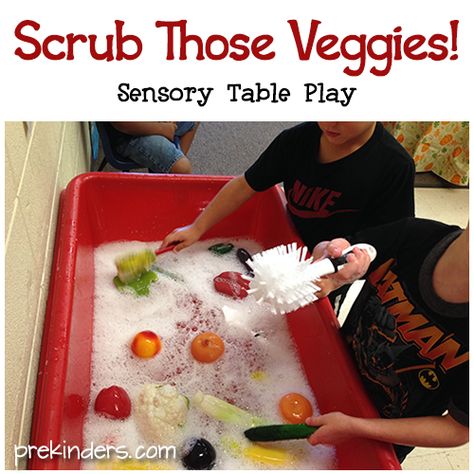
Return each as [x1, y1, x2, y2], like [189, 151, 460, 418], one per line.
[83, 239, 336, 470]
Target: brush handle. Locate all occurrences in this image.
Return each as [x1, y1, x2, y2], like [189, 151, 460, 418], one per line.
[313, 243, 376, 277]
[155, 245, 176, 256]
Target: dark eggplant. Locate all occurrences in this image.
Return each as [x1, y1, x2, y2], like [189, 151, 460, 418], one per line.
[181, 437, 216, 470]
[237, 248, 254, 276]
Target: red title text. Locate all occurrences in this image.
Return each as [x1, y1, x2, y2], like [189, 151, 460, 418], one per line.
[14, 19, 459, 76]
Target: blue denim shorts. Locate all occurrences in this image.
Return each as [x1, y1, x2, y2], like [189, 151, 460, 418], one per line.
[115, 121, 195, 173]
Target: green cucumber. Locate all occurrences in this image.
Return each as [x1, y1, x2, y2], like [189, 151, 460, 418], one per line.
[244, 424, 317, 442]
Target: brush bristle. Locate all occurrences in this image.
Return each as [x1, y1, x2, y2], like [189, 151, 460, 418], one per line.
[115, 249, 156, 284]
[246, 243, 323, 314]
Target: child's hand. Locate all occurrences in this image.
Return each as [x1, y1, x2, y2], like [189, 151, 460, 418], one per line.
[306, 412, 357, 445]
[160, 224, 202, 251]
[312, 239, 351, 261]
[160, 122, 177, 141]
[312, 239, 371, 297]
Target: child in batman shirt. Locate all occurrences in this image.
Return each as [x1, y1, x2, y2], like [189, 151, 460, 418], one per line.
[308, 217, 468, 463]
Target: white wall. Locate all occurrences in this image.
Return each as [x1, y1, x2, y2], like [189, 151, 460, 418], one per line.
[5, 122, 91, 469]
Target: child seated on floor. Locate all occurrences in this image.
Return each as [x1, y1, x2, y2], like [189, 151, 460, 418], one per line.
[108, 122, 199, 173]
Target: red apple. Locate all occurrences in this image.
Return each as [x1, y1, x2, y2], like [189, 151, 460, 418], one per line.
[94, 385, 131, 420]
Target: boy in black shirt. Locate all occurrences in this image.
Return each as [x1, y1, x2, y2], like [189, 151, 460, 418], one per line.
[307, 217, 469, 462]
[161, 122, 415, 253]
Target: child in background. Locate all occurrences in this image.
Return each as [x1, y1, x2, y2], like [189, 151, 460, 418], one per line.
[109, 121, 198, 173]
[161, 122, 415, 252]
[307, 217, 469, 462]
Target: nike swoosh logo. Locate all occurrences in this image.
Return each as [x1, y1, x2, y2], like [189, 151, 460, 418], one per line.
[287, 201, 359, 218]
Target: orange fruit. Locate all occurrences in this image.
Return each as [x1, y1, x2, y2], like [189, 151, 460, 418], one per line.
[279, 392, 313, 424]
[131, 330, 161, 358]
[191, 332, 225, 363]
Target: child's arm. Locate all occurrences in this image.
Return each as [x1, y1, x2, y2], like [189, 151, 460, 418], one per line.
[161, 175, 256, 251]
[110, 122, 177, 141]
[306, 411, 468, 449]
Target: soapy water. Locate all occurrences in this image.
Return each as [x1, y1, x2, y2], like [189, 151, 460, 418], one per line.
[83, 239, 336, 469]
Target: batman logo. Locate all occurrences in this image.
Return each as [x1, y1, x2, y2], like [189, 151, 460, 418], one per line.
[418, 369, 440, 390]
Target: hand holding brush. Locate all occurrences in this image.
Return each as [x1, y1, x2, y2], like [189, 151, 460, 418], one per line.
[115, 245, 176, 284]
[311, 238, 372, 298]
[243, 241, 376, 315]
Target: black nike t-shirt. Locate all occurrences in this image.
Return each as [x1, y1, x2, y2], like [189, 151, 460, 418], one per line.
[245, 122, 415, 251]
[344, 218, 468, 458]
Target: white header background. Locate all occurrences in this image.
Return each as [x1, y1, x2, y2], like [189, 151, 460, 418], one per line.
[1, 0, 473, 120]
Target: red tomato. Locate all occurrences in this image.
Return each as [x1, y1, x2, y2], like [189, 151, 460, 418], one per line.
[278, 392, 313, 424]
[191, 332, 225, 363]
[94, 386, 131, 420]
[131, 330, 161, 358]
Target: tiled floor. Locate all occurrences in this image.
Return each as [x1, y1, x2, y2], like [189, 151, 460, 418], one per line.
[403, 445, 469, 470]
[340, 186, 469, 470]
[415, 187, 469, 228]
[403, 187, 469, 470]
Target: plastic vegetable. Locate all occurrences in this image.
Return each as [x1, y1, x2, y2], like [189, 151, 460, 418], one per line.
[94, 385, 131, 420]
[96, 458, 175, 470]
[208, 243, 234, 255]
[244, 445, 292, 466]
[131, 330, 162, 359]
[115, 249, 156, 283]
[221, 436, 291, 466]
[192, 391, 267, 428]
[278, 392, 313, 423]
[236, 248, 254, 276]
[181, 437, 216, 470]
[191, 332, 225, 363]
[244, 423, 317, 441]
[113, 270, 158, 297]
[213, 272, 250, 299]
[250, 370, 267, 381]
[135, 384, 189, 443]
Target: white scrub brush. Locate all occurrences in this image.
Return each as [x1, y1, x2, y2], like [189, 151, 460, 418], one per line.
[244, 243, 376, 314]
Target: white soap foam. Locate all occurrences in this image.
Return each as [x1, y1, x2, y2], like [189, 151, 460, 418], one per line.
[83, 239, 336, 470]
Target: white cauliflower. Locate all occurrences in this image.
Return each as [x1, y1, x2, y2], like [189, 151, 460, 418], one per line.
[135, 384, 189, 444]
